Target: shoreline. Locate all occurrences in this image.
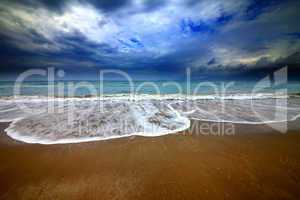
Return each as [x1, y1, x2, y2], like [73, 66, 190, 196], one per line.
[2, 117, 300, 145]
[1, 95, 300, 145]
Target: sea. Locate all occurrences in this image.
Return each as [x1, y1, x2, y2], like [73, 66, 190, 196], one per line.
[0, 80, 300, 144]
[0, 80, 300, 96]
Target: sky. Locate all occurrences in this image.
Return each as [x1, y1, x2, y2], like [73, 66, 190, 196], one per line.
[0, 0, 300, 80]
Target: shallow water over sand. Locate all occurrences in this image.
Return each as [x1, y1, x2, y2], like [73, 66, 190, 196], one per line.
[0, 94, 300, 144]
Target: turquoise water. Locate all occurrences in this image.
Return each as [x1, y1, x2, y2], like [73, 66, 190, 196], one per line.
[0, 80, 300, 97]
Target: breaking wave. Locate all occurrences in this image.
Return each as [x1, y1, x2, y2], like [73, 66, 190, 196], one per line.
[0, 94, 300, 144]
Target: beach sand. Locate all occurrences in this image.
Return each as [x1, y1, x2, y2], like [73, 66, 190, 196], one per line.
[1, 121, 300, 200]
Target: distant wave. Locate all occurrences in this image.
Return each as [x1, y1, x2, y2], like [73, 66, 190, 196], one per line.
[0, 94, 300, 144]
[0, 92, 294, 101]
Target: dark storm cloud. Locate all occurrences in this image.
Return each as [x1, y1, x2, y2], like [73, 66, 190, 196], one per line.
[0, 0, 299, 78]
[78, 0, 131, 12]
[2, 0, 163, 12]
[244, 0, 283, 20]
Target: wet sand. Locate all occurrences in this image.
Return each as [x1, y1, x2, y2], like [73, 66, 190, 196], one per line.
[1, 121, 300, 199]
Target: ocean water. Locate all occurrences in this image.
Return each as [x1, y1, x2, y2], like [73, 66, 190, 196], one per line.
[0, 80, 300, 97]
[0, 80, 300, 144]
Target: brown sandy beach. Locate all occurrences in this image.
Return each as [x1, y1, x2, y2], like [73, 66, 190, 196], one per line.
[1, 121, 300, 200]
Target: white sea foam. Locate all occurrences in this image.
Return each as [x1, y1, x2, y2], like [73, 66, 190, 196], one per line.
[0, 94, 300, 144]
[3, 99, 190, 144]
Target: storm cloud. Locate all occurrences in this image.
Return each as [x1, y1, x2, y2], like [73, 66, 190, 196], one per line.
[0, 0, 299, 77]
